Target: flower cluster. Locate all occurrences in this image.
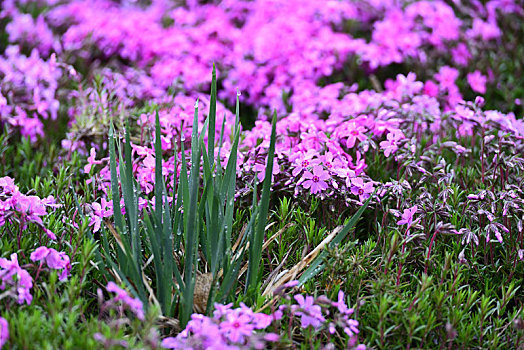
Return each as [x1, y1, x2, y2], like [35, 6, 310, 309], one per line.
[0, 0, 519, 142]
[0, 47, 65, 142]
[276, 291, 364, 348]
[161, 303, 278, 349]
[0, 253, 33, 305]
[0, 176, 59, 238]
[102, 282, 145, 321]
[30, 246, 71, 281]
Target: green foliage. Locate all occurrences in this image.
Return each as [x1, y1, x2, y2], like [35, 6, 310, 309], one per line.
[97, 69, 279, 327]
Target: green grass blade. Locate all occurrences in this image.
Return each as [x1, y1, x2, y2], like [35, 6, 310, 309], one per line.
[155, 110, 163, 230]
[108, 124, 124, 233]
[180, 99, 201, 327]
[246, 111, 277, 293]
[208, 63, 217, 167]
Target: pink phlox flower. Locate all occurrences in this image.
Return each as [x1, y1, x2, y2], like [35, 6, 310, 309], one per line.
[478, 209, 496, 222]
[132, 144, 154, 157]
[397, 205, 419, 228]
[291, 151, 320, 177]
[0, 317, 7, 349]
[89, 198, 113, 233]
[254, 157, 280, 183]
[341, 169, 357, 188]
[423, 80, 439, 97]
[30, 246, 71, 281]
[0, 253, 33, 305]
[350, 177, 374, 203]
[43, 228, 57, 240]
[292, 295, 325, 330]
[332, 291, 354, 316]
[300, 130, 327, 151]
[467, 18, 501, 40]
[451, 43, 471, 66]
[321, 152, 345, 173]
[213, 302, 233, 319]
[84, 147, 104, 174]
[0, 177, 18, 194]
[344, 121, 367, 149]
[301, 165, 330, 194]
[380, 129, 404, 157]
[388, 73, 423, 98]
[220, 310, 255, 343]
[143, 154, 156, 169]
[13, 194, 47, 223]
[467, 70, 487, 94]
[106, 282, 145, 320]
[435, 66, 459, 91]
[343, 319, 360, 337]
[41, 195, 61, 208]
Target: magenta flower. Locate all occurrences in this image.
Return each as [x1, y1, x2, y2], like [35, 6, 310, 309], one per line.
[291, 151, 320, 177]
[254, 158, 280, 183]
[0, 253, 33, 305]
[467, 70, 487, 94]
[331, 291, 354, 316]
[0, 317, 7, 349]
[451, 43, 471, 66]
[83, 147, 104, 174]
[435, 66, 459, 91]
[292, 295, 325, 329]
[213, 303, 234, 319]
[379, 129, 404, 157]
[350, 177, 374, 203]
[89, 198, 113, 233]
[397, 205, 419, 228]
[343, 319, 360, 337]
[345, 122, 367, 149]
[30, 246, 71, 281]
[423, 80, 439, 97]
[220, 311, 255, 343]
[301, 165, 330, 194]
[106, 282, 145, 320]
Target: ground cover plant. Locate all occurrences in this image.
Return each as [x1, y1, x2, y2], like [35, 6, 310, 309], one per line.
[1, 0, 524, 348]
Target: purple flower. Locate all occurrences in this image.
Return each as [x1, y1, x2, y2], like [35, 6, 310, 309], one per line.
[343, 319, 360, 337]
[379, 129, 404, 157]
[84, 147, 104, 174]
[291, 151, 320, 177]
[345, 122, 367, 149]
[0, 253, 33, 305]
[350, 178, 374, 203]
[30, 246, 71, 281]
[106, 282, 145, 320]
[89, 198, 113, 233]
[301, 165, 330, 194]
[435, 66, 459, 91]
[467, 70, 487, 94]
[220, 311, 255, 343]
[0, 317, 7, 349]
[397, 205, 419, 228]
[292, 295, 325, 329]
[331, 291, 354, 316]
